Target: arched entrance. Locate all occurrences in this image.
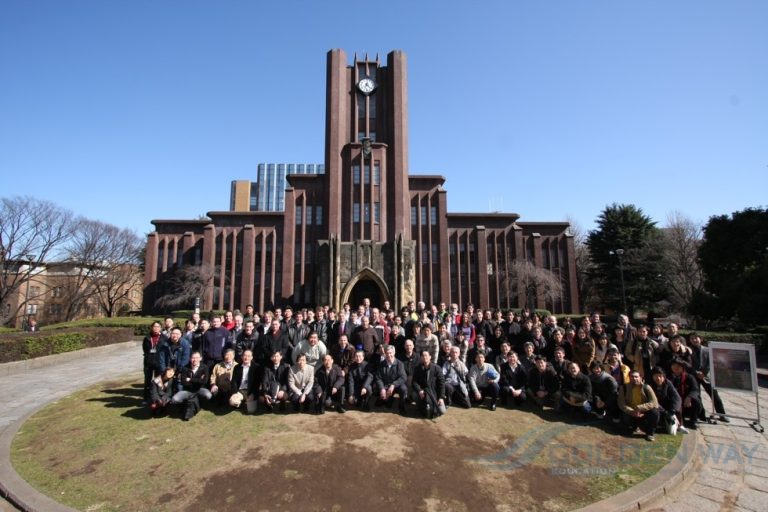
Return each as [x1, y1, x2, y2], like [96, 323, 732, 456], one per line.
[341, 268, 389, 309]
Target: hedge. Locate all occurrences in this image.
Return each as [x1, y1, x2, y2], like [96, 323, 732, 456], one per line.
[43, 317, 185, 337]
[0, 327, 134, 364]
[681, 330, 766, 350]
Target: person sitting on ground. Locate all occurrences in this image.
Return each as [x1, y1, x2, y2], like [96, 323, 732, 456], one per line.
[526, 355, 561, 408]
[441, 346, 471, 409]
[149, 367, 176, 417]
[397, 338, 418, 400]
[650, 366, 683, 435]
[499, 351, 527, 407]
[229, 349, 259, 413]
[468, 352, 500, 411]
[467, 334, 493, 367]
[618, 370, 660, 442]
[260, 350, 289, 412]
[375, 345, 409, 415]
[412, 350, 447, 419]
[346, 350, 374, 410]
[172, 351, 212, 420]
[209, 348, 238, 405]
[288, 353, 315, 412]
[588, 360, 618, 420]
[669, 357, 703, 430]
[558, 361, 593, 415]
[314, 354, 346, 414]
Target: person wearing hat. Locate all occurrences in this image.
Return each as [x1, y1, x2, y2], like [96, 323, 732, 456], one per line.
[669, 356, 702, 429]
[618, 370, 660, 441]
[650, 366, 684, 435]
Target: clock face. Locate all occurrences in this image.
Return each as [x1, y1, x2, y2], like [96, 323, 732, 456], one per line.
[358, 77, 376, 95]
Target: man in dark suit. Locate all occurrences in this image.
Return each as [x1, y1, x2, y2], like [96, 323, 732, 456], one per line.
[229, 349, 260, 412]
[412, 350, 446, 418]
[314, 354, 346, 414]
[346, 350, 373, 410]
[260, 350, 290, 412]
[375, 345, 408, 415]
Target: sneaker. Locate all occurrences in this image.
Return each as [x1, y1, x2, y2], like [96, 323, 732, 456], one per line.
[645, 434, 655, 442]
[718, 415, 730, 423]
[337, 406, 346, 414]
[678, 425, 689, 434]
[669, 420, 678, 436]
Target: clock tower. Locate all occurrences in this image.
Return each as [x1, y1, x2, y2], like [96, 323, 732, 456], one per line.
[316, 49, 416, 307]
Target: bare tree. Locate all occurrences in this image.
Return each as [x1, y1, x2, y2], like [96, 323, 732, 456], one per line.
[660, 211, 704, 315]
[0, 197, 74, 325]
[60, 220, 145, 320]
[91, 228, 144, 317]
[567, 216, 597, 312]
[154, 263, 220, 311]
[499, 260, 563, 311]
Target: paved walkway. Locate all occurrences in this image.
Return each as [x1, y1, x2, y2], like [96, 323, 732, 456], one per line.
[0, 342, 142, 511]
[650, 385, 768, 512]
[0, 343, 767, 511]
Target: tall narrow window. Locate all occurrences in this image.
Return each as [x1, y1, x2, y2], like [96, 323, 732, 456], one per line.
[353, 203, 360, 223]
[306, 206, 313, 225]
[364, 161, 370, 185]
[315, 205, 323, 225]
[430, 206, 438, 225]
[374, 202, 380, 224]
[353, 164, 360, 185]
[295, 205, 303, 225]
[364, 204, 370, 223]
[373, 161, 381, 185]
[411, 205, 417, 225]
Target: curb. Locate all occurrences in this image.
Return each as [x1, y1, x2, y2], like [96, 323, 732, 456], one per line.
[577, 429, 701, 512]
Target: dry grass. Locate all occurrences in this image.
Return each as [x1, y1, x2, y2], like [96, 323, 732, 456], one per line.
[11, 378, 681, 512]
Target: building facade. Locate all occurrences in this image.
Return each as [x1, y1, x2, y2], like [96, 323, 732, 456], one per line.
[144, 49, 579, 314]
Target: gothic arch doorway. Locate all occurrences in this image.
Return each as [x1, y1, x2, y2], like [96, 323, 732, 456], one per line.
[341, 268, 389, 309]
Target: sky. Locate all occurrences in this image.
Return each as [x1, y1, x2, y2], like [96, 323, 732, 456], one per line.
[1, 1, 766, 239]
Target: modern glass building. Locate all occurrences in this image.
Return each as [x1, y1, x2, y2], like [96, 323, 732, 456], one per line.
[230, 163, 325, 213]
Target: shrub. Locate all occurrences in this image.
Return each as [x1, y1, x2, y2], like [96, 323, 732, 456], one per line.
[43, 317, 184, 337]
[681, 330, 766, 350]
[0, 327, 134, 363]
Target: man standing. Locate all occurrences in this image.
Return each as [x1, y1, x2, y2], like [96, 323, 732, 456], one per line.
[618, 370, 660, 441]
[688, 333, 729, 422]
[202, 316, 231, 370]
[235, 320, 259, 364]
[353, 315, 381, 360]
[412, 351, 446, 419]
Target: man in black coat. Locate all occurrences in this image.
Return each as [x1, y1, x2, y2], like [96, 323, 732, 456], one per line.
[412, 351, 446, 418]
[499, 351, 527, 407]
[171, 351, 212, 420]
[558, 361, 592, 415]
[527, 356, 561, 408]
[262, 319, 292, 365]
[260, 350, 290, 412]
[650, 366, 682, 435]
[670, 357, 703, 429]
[314, 354, 346, 414]
[346, 350, 373, 410]
[375, 345, 408, 415]
[235, 321, 260, 364]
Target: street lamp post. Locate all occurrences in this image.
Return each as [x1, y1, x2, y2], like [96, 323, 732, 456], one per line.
[22, 254, 35, 330]
[610, 249, 627, 315]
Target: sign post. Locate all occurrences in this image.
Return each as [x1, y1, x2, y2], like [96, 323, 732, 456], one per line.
[708, 341, 763, 433]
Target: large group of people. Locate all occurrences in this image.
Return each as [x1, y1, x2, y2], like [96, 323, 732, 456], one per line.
[142, 301, 727, 440]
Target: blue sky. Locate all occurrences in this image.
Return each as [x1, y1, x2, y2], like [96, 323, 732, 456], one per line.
[1, 1, 766, 238]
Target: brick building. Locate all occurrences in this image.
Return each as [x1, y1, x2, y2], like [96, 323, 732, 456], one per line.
[143, 49, 579, 314]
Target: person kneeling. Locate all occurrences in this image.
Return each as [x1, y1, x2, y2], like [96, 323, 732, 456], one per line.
[260, 350, 289, 412]
[288, 353, 315, 412]
[469, 352, 500, 411]
[149, 367, 175, 417]
[412, 350, 447, 419]
[172, 351, 212, 421]
[618, 370, 660, 442]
